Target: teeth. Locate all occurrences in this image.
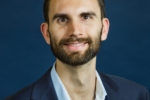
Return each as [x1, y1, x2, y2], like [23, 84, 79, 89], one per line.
[70, 43, 84, 46]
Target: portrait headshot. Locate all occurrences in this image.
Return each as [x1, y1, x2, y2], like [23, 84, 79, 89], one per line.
[0, 0, 150, 100]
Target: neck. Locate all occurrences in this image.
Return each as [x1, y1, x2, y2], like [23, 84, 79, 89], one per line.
[55, 57, 97, 100]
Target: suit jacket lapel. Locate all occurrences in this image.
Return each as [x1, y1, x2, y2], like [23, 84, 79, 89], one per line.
[99, 72, 118, 100]
[31, 68, 58, 100]
[31, 68, 119, 100]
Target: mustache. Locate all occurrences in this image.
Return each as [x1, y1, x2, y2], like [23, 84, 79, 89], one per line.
[59, 37, 92, 45]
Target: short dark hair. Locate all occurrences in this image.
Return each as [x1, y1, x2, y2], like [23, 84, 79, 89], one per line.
[43, 0, 106, 23]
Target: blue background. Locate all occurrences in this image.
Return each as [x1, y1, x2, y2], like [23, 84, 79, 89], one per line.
[0, 0, 150, 99]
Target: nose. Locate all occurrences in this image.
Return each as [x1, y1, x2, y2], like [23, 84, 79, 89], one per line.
[68, 20, 83, 37]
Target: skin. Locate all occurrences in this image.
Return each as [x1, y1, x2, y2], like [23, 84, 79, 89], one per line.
[41, 0, 110, 99]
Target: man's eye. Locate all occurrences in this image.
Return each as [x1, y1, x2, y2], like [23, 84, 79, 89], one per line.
[82, 15, 91, 20]
[57, 17, 68, 24]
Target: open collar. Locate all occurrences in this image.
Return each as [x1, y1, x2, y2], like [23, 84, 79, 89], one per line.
[31, 67, 117, 100]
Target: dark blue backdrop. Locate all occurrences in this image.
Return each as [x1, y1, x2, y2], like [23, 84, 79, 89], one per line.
[0, 0, 150, 99]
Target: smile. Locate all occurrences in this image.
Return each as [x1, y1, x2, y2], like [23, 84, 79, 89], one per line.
[67, 43, 85, 46]
[64, 42, 88, 51]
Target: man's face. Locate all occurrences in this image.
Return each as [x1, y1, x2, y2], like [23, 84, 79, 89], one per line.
[47, 0, 104, 66]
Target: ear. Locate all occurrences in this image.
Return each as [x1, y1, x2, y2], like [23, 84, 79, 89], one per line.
[41, 22, 51, 45]
[101, 18, 110, 41]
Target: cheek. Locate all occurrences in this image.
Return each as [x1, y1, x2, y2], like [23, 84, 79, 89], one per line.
[84, 22, 101, 37]
[50, 24, 67, 42]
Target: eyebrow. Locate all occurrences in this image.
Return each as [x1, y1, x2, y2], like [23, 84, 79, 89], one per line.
[52, 11, 97, 21]
[53, 14, 68, 21]
[80, 11, 96, 17]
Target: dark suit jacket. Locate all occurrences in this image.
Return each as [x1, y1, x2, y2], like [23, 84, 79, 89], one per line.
[5, 68, 150, 100]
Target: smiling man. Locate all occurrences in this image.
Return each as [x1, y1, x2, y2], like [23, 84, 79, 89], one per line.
[5, 0, 150, 100]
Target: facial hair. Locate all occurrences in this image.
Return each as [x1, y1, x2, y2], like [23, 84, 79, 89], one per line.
[49, 30, 102, 66]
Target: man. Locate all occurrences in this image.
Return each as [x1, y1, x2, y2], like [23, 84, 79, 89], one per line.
[6, 0, 150, 100]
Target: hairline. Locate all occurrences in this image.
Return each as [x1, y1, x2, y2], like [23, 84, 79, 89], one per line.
[44, 0, 105, 23]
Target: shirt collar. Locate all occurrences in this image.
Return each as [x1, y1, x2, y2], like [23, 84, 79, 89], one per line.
[51, 63, 107, 100]
[95, 71, 107, 100]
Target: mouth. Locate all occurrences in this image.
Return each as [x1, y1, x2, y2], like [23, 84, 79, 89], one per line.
[63, 42, 88, 52]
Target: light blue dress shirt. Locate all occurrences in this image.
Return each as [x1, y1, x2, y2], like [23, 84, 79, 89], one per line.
[51, 63, 107, 100]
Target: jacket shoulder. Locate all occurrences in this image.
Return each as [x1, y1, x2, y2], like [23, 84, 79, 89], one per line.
[107, 74, 146, 89]
[100, 73, 150, 100]
[4, 68, 56, 100]
[5, 84, 34, 100]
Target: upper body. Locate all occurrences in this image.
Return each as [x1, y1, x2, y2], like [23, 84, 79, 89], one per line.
[39, 0, 110, 99]
[5, 66, 150, 100]
[5, 0, 150, 99]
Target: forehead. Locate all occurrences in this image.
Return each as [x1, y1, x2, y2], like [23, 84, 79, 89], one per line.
[49, 0, 101, 16]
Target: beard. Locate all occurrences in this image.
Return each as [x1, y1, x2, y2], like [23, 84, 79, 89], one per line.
[49, 30, 102, 66]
